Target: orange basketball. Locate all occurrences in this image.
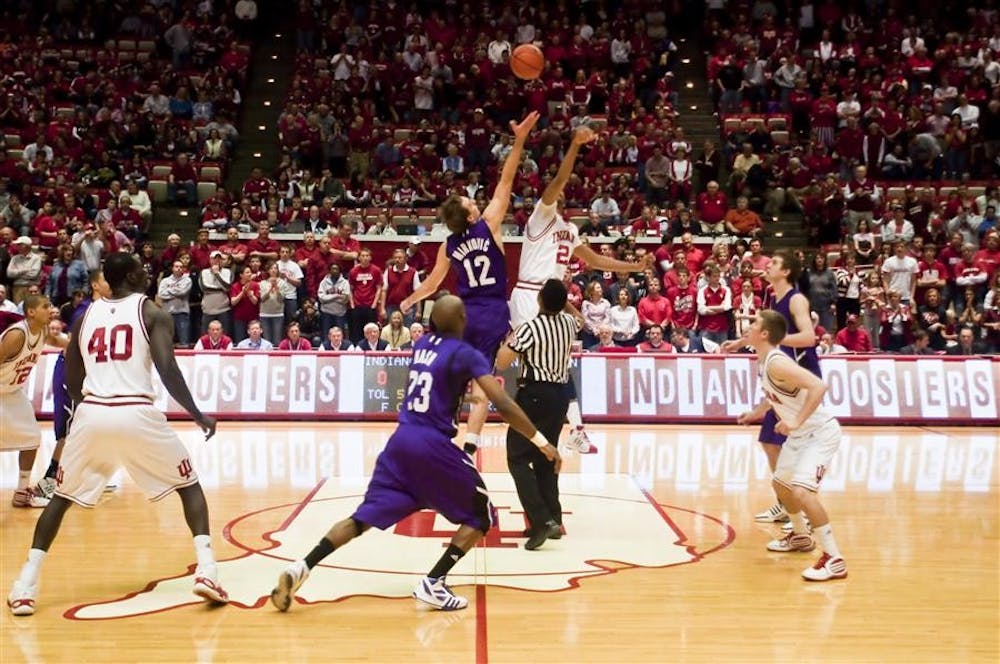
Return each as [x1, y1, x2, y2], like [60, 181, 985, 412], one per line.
[510, 44, 545, 80]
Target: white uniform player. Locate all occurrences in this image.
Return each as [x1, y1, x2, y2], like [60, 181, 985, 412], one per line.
[0, 319, 45, 453]
[760, 348, 841, 492]
[55, 293, 199, 507]
[509, 199, 583, 328]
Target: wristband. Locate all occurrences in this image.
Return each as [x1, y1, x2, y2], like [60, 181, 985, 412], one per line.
[530, 432, 549, 450]
[463, 442, 478, 456]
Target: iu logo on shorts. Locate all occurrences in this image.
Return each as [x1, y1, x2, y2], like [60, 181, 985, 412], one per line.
[815, 464, 827, 484]
[177, 458, 194, 480]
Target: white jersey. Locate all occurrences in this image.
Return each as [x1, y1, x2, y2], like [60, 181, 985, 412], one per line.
[761, 348, 832, 435]
[518, 200, 584, 286]
[77, 293, 155, 401]
[0, 320, 44, 394]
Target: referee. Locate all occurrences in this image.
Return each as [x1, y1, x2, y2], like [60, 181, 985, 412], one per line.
[496, 278, 578, 551]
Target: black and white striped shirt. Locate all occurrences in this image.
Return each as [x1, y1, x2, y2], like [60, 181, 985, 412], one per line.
[508, 312, 581, 384]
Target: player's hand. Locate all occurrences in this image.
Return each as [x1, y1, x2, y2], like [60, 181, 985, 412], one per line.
[399, 298, 412, 314]
[775, 419, 796, 435]
[197, 415, 217, 441]
[720, 339, 743, 353]
[737, 411, 756, 426]
[464, 393, 486, 406]
[638, 253, 656, 270]
[540, 443, 561, 468]
[572, 125, 597, 145]
[510, 111, 540, 140]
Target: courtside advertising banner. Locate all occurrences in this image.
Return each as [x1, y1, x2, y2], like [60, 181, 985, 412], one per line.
[25, 352, 999, 425]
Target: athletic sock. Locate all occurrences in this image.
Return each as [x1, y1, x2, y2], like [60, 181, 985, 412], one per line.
[44, 460, 59, 480]
[304, 537, 336, 569]
[193, 534, 216, 575]
[566, 400, 583, 429]
[789, 511, 809, 535]
[813, 523, 841, 558]
[18, 549, 46, 587]
[428, 544, 466, 580]
[17, 471, 30, 490]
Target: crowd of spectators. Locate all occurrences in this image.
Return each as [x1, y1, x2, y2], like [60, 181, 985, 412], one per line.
[1, 1, 997, 355]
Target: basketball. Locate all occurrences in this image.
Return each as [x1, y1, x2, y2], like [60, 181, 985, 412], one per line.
[510, 44, 544, 80]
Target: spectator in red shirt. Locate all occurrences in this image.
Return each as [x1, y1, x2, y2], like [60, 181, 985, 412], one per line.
[247, 223, 280, 263]
[167, 153, 198, 207]
[348, 247, 383, 344]
[219, 227, 248, 268]
[696, 265, 732, 344]
[330, 221, 361, 273]
[637, 324, 673, 353]
[637, 277, 672, 332]
[194, 319, 233, 350]
[835, 314, 873, 352]
[229, 266, 261, 344]
[380, 247, 421, 324]
[695, 181, 728, 231]
[278, 321, 314, 350]
[666, 266, 698, 330]
[188, 228, 213, 272]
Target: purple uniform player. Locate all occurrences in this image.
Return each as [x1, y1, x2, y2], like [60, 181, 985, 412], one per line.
[401, 111, 540, 458]
[271, 295, 560, 613]
[445, 218, 510, 359]
[733, 251, 824, 525]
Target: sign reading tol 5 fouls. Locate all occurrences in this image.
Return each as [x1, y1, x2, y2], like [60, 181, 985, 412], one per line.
[24, 352, 1000, 425]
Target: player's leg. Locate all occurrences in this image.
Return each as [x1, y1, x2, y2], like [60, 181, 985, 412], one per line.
[270, 515, 371, 612]
[463, 383, 490, 451]
[271, 432, 415, 611]
[38, 356, 71, 499]
[790, 422, 847, 581]
[120, 405, 228, 603]
[564, 377, 598, 454]
[4, 392, 48, 508]
[754, 411, 787, 522]
[7, 495, 74, 615]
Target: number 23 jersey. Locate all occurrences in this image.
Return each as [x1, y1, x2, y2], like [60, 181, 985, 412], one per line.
[398, 333, 492, 438]
[77, 293, 156, 400]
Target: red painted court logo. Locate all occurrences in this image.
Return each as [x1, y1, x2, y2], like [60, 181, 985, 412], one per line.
[64, 474, 733, 620]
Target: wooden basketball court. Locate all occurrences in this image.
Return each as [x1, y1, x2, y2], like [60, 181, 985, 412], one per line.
[2, 422, 997, 662]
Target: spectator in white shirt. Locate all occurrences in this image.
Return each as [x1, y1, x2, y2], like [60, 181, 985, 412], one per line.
[591, 191, 622, 226]
[953, 95, 980, 129]
[0, 284, 18, 312]
[881, 240, 920, 303]
[6, 237, 42, 303]
[609, 288, 640, 345]
[157, 259, 193, 346]
[22, 136, 54, 165]
[120, 180, 153, 225]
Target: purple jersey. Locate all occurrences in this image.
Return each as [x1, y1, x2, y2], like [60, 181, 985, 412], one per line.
[446, 219, 509, 303]
[772, 288, 822, 377]
[398, 333, 493, 437]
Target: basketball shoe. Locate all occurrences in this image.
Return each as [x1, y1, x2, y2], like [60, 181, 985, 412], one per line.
[754, 502, 789, 523]
[192, 571, 229, 604]
[35, 477, 56, 500]
[270, 560, 309, 612]
[7, 581, 37, 616]
[412, 576, 468, 611]
[801, 553, 848, 581]
[766, 533, 816, 552]
[567, 426, 598, 454]
[11, 488, 49, 508]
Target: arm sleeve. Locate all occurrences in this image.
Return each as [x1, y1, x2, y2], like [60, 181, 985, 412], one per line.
[508, 322, 535, 353]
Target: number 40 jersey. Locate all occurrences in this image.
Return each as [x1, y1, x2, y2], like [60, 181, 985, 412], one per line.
[398, 333, 493, 438]
[77, 293, 156, 401]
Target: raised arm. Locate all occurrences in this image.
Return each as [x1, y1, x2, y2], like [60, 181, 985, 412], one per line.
[482, 111, 540, 232]
[541, 126, 596, 205]
[143, 300, 216, 439]
[573, 243, 654, 273]
[400, 243, 449, 313]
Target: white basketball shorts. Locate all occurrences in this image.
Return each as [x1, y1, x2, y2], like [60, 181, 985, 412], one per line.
[1, 390, 41, 451]
[509, 286, 541, 330]
[55, 399, 199, 507]
[773, 418, 841, 492]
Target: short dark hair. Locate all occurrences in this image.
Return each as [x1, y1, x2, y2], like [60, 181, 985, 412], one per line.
[539, 278, 568, 313]
[103, 253, 138, 290]
[771, 250, 801, 284]
[439, 194, 470, 234]
[758, 309, 788, 343]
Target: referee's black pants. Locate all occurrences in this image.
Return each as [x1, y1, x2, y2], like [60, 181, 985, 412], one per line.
[506, 381, 569, 532]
